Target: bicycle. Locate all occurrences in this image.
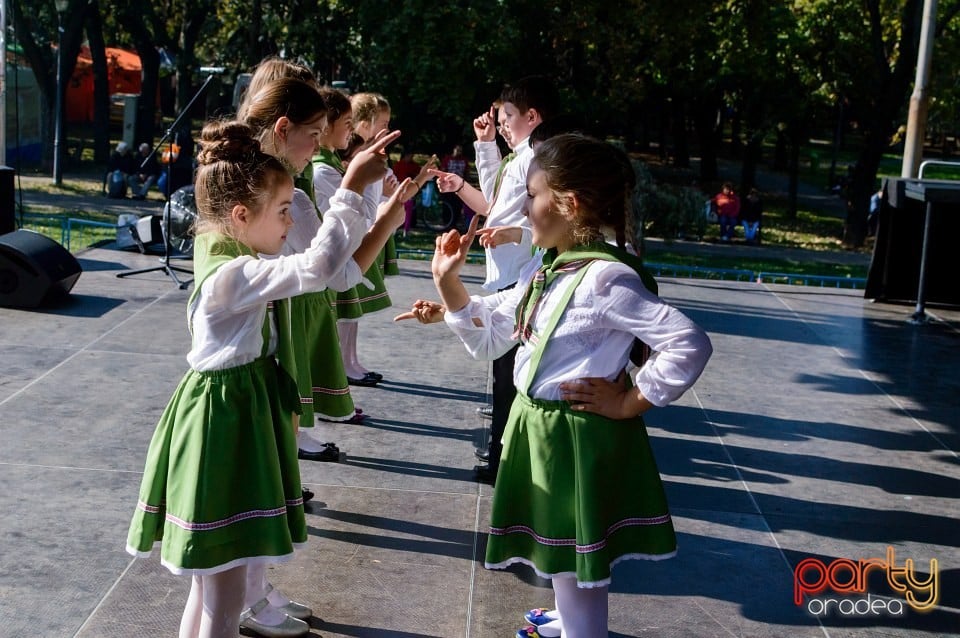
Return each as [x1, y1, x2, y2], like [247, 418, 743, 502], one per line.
[415, 180, 458, 232]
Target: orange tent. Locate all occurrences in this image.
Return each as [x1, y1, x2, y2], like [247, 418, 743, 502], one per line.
[66, 46, 142, 123]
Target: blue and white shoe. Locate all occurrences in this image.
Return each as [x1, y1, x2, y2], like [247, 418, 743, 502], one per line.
[523, 608, 558, 626]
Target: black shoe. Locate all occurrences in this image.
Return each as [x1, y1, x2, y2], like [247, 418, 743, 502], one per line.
[474, 447, 491, 462]
[364, 371, 384, 382]
[302, 487, 314, 503]
[477, 405, 493, 419]
[298, 446, 341, 462]
[474, 464, 498, 484]
[347, 375, 379, 387]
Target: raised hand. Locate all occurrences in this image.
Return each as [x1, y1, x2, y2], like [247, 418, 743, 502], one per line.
[429, 168, 464, 194]
[415, 155, 440, 185]
[432, 212, 480, 282]
[342, 129, 401, 193]
[393, 299, 446, 324]
[383, 172, 400, 198]
[476, 225, 522, 248]
[473, 106, 496, 143]
[375, 177, 414, 231]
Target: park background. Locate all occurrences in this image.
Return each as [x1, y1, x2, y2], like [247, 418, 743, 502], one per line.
[5, 0, 960, 264]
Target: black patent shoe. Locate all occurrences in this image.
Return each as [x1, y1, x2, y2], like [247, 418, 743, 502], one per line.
[473, 464, 498, 485]
[298, 446, 341, 462]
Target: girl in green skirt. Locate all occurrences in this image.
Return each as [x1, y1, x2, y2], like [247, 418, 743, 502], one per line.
[126, 120, 408, 638]
[403, 134, 712, 637]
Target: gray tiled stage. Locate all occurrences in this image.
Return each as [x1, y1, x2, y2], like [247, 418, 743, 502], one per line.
[1, 247, 957, 637]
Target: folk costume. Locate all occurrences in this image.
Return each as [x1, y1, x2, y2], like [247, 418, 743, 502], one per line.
[443, 243, 712, 587]
[126, 188, 368, 574]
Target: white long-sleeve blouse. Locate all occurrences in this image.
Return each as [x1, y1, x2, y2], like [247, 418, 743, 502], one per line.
[186, 188, 365, 372]
[443, 256, 712, 407]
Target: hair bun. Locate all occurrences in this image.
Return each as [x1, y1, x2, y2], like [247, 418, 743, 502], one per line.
[196, 120, 261, 166]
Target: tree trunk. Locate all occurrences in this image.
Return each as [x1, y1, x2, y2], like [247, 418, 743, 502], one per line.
[136, 49, 161, 146]
[11, 1, 85, 169]
[671, 97, 690, 168]
[842, 0, 925, 247]
[844, 131, 887, 247]
[787, 120, 802, 220]
[86, 2, 110, 164]
[729, 108, 742, 159]
[773, 128, 788, 171]
[740, 133, 762, 195]
[693, 96, 720, 182]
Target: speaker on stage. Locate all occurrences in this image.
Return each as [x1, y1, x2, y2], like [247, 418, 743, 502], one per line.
[0, 229, 82, 308]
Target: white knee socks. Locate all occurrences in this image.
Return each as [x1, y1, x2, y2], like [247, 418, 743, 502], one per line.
[552, 575, 608, 638]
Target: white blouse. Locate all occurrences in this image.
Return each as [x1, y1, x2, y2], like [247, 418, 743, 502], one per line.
[444, 256, 712, 407]
[312, 162, 341, 215]
[277, 187, 362, 292]
[186, 188, 366, 372]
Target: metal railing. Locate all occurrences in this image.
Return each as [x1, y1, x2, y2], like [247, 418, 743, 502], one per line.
[15, 231, 867, 291]
[19, 213, 116, 250]
[918, 159, 960, 179]
[395, 249, 867, 289]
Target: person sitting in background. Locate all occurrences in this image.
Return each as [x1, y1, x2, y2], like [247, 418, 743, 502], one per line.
[129, 143, 161, 200]
[106, 142, 135, 198]
[712, 182, 740, 241]
[741, 188, 763, 244]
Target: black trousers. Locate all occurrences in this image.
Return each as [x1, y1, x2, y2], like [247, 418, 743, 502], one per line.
[488, 343, 519, 469]
[488, 280, 519, 469]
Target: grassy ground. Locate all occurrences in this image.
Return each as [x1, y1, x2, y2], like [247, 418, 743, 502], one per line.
[15, 154, 872, 279]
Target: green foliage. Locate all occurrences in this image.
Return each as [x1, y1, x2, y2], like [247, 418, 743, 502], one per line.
[631, 158, 706, 243]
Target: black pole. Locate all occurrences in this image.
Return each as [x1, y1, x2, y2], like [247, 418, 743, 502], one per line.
[52, 10, 65, 186]
[116, 74, 216, 289]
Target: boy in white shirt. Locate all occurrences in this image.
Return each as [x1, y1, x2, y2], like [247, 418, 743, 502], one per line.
[431, 76, 559, 481]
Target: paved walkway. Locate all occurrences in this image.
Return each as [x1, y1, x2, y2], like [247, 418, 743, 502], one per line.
[0, 243, 956, 637]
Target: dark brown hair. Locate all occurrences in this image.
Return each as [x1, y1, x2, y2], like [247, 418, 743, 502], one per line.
[193, 120, 288, 236]
[319, 86, 352, 126]
[237, 56, 316, 120]
[499, 75, 559, 122]
[239, 78, 327, 149]
[533, 133, 635, 248]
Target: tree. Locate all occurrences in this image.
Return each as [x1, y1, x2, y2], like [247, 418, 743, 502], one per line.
[797, 0, 960, 246]
[85, 0, 111, 163]
[11, 0, 88, 171]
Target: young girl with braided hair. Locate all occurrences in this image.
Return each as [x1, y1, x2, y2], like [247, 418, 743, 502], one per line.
[402, 133, 712, 637]
[126, 119, 407, 638]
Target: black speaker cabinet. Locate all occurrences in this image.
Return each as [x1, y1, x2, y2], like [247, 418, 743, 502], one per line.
[0, 230, 82, 308]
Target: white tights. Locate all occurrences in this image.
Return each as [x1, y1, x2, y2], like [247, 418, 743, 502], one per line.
[243, 564, 293, 626]
[552, 575, 608, 638]
[178, 565, 246, 638]
[337, 321, 368, 378]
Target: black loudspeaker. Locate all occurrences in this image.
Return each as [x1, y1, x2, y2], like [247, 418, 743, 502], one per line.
[0, 166, 14, 236]
[0, 230, 83, 308]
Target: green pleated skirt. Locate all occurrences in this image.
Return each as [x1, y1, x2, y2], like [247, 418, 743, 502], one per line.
[383, 234, 400, 276]
[357, 248, 392, 314]
[332, 285, 362, 321]
[289, 291, 355, 422]
[126, 356, 307, 575]
[485, 393, 677, 587]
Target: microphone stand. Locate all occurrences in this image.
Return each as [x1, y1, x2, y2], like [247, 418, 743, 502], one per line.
[117, 74, 216, 289]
